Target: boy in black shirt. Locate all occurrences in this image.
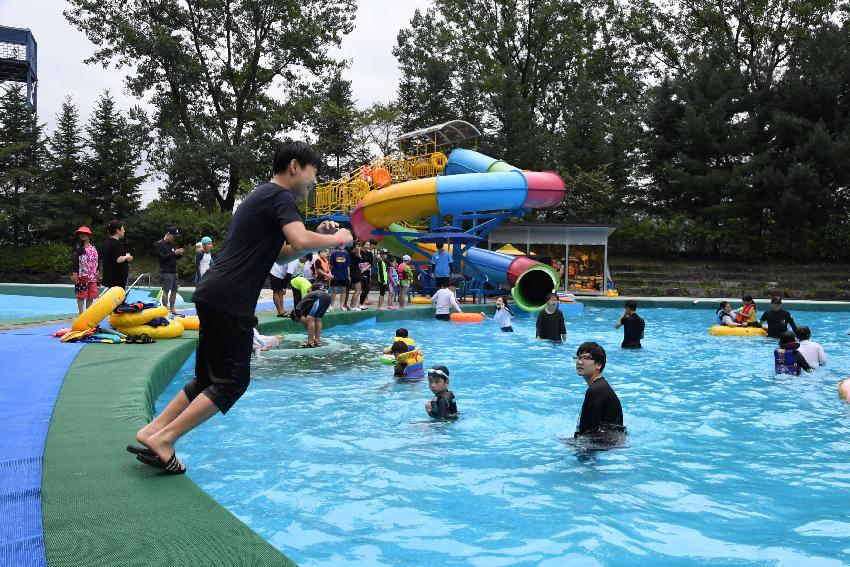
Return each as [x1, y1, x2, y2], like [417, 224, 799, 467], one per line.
[760, 296, 798, 338]
[573, 342, 625, 438]
[102, 220, 132, 288]
[155, 227, 184, 314]
[425, 365, 458, 419]
[615, 300, 644, 349]
[536, 293, 566, 342]
[132, 141, 353, 475]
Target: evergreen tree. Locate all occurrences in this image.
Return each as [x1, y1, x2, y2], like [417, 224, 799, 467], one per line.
[84, 91, 143, 225]
[44, 96, 86, 240]
[314, 71, 361, 180]
[0, 85, 47, 245]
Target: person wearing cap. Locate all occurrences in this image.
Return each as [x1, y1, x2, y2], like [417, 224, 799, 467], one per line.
[71, 225, 100, 315]
[375, 248, 392, 310]
[102, 220, 132, 289]
[155, 227, 185, 315]
[397, 254, 414, 309]
[194, 236, 215, 284]
[760, 296, 798, 339]
[132, 140, 352, 476]
[425, 366, 458, 419]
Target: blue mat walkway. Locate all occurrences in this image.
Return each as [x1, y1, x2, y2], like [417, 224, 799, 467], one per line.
[0, 325, 83, 567]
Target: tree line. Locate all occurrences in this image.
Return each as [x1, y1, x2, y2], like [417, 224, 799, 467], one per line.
[1, 0, 848, 261]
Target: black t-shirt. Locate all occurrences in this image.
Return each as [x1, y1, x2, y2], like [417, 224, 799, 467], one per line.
[536, 308, 566, 341]
[621, 313, 645, 348]
[194, 182, 303, 316]
[575, 377, 624, 437]
[360, 248, 374, 274]
[760, 309, 797, 338]
[102, 237, 128, 288]
[155, 239, 181, 274]
[349, 250, 364, 283]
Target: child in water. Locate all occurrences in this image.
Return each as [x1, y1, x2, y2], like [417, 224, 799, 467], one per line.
[482, 296, 514, 332]
[425, 365, 458, 419]
[383, 327, 414, 354]
[251, 316, 283, 356]
[536, 293, 566, 341]
[391, 340, 424, 381]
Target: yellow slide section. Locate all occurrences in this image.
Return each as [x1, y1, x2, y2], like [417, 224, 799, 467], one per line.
[361, 178, 439, 228]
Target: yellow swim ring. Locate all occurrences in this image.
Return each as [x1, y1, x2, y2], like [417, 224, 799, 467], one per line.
[109, 305, 169, 328]
[709, 325, 767, 337]
[410, 297, 431, 304]
[72, 286, 126, 331]
[178, 315, 200, 331]
[120, 318, 185, 339]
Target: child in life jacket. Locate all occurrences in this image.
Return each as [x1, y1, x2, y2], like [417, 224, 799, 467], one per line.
[390, 340, 424, 381]
[383, 327, 414, 354]
[425, 365, 458, 420]
[716, 301, 742, 327]
[734, 295, 758, 325]
[774, 331, 812, 375]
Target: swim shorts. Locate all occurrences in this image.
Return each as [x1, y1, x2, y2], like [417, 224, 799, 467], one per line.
[75, 280, 99, 300]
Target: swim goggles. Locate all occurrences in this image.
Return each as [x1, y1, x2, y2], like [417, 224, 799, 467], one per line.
[426, 368, 449, 380]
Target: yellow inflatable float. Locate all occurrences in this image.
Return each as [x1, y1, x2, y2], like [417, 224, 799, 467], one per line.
[178, 315, 200, 331]
[109, 305, 169, 328]
[72, 286, 126, 331]
[709, 325, 767, 337]
[410, 297, 431, 304]
[119, 318, 185, 339]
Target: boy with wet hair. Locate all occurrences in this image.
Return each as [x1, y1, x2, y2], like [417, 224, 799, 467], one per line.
[425, 365, 458, 419]
[614, 299, 644, 348]
[573, 342, 625, 438]
[795, 326, 827, 370]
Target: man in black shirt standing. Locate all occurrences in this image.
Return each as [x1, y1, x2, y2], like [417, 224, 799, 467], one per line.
[573, 342, 625, 438]
[155, 227, 184, 314]
[760, 296, 798, 338]
[615, 300, 644, 349]
[102, 220, 133, 289]
[132, 141, 353, 475]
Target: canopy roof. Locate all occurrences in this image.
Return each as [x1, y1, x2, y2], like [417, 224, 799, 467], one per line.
[396, 120, 482, 145]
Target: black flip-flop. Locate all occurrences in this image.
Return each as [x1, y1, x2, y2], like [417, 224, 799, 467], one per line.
[126, 444, 155, 458]
[136, 451, 186, 475]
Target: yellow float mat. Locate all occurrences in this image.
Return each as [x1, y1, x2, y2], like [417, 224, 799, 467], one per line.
[109, 305, 169, 328]
[119, 318, 185, 339]
[72, 286, 126, 331]
[709, 325, 767, 337]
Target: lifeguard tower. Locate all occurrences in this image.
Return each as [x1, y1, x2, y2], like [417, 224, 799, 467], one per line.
[0, 26, 38, 111]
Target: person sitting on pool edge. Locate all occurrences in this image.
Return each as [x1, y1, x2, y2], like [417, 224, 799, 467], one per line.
[383, 327, 414, 354]
[251, 316, 283, 357]
[716, 301, 742, 327]
[390, 340, 424, 381]
[431, 279, 462, 321]
[614, 299, 644, 348]
[425, 365, 458, 420]
[290, 285, 332, 347]
[774, 331, 812, 375]
[536, 293, 566, 342]
[760, 296, 798, 338]
[573, 342, 626, 439]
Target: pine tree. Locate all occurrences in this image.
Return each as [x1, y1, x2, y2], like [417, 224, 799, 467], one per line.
[0, 85, 47, 245]
[44, 96, 86, 240]
[314, 71, 360, 180]
[84, 91, 143, 224]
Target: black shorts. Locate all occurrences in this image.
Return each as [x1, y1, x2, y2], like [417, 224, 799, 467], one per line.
[378, 283, 388, 296]
[183, 303, 253, 414]
[436, 277, 451, 288]
[269, 273, 286, 292]
[331, 279, 350, 289]
[435, 313, 451, 321]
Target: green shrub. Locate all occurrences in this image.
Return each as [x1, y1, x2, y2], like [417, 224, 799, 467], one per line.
[0, 242, 73, 278]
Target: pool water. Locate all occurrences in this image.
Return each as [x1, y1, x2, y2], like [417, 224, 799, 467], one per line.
[0, 294, 78, 319]
[158, 307, 850, 566]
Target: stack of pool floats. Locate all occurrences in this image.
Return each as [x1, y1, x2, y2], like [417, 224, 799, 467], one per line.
[51, 286, 199, 344]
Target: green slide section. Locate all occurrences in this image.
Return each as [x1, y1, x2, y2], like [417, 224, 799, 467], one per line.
[41, 333, 295, 567]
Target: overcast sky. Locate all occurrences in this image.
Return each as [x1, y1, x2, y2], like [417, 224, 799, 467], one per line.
[0, 0, 430, 203]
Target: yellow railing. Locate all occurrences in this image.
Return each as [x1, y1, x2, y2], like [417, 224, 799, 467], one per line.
[306, 148, 449, 218]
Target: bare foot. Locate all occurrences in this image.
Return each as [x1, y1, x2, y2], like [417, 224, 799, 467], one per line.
[135, 422, 163, 448]
[143, 431, 178, 466]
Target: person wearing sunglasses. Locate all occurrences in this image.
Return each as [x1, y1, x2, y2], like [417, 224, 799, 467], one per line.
[425, 366, 458, 420]
[573, 342, 625, 439]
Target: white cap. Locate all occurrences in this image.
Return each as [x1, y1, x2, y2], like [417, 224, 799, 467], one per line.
[402, 254, 411, 261]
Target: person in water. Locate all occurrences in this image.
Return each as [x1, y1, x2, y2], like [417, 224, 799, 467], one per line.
[760, 296, 798, 338]
[614, 299, 644, 348]
[251, 316, 283, 357]
[391, 340, 424, 381]
[573, 342, 625, 438]
[716, 301, 742, 327]
[383, 327, 414, 354]
[291, 285, 332, 347]
[482, 296, 514, 332]
[774, 331, 812, 375]
[536, 293, 566, 341]
[795, 326, 827, 370]
[425, 365, 458, 419]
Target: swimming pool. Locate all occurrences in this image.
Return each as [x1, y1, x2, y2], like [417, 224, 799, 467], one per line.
[0, 293, 78, 319]
[158, 306, 850, 566]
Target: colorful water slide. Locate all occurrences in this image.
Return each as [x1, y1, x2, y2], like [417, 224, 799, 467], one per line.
[350, 149, 567, 310]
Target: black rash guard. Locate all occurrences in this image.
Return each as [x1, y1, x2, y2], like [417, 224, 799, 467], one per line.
[428, 391, 458, 419]
[575, 377, 624, 437]
[760, 309, 797, 338]
[621, 313, 645, 348]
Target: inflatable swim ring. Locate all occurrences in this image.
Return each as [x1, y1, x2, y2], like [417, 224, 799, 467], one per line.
[72, 286, 126, 331]
[109, 305, 169, 328]
[120, 318, 185, 339]
[709, 325, 767, 337]
[410, 297, 431, 305]
[178, 315, 200, 331]
[450, 312, 484, 323]
[838, 378, 850, 402]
